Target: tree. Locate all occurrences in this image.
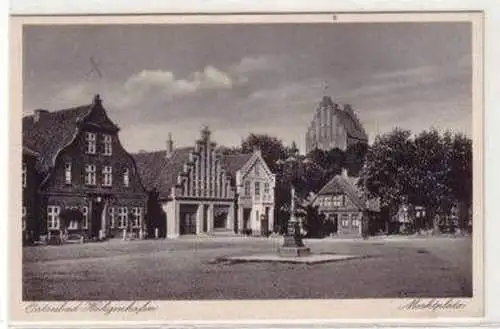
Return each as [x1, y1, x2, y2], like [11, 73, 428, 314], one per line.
[411, 129, 452, 232]
[358, 128, 416, 233]
[447, 133, 472, 233]
[345, 142, 369, 176]
[241, 133, 288, 172]
[300, 204, 326, 238]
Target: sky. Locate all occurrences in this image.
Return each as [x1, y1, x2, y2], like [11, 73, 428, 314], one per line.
[23, 22, 472, 154]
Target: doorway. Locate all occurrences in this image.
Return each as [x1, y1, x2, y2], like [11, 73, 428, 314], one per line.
[91, 200, 104, 238]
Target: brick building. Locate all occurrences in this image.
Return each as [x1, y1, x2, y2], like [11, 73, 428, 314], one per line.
[133, 128, 275, 238]
[22, 95, 148, 241]
[305, 96, 368, 153]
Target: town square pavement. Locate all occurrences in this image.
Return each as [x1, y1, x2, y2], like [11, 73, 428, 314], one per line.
[22, 235, 472, 300]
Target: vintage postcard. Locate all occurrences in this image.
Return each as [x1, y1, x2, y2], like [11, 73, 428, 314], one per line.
[9, 11, 484, 324]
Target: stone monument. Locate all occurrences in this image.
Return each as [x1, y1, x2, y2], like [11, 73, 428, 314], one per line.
[278, 186, 311, 257]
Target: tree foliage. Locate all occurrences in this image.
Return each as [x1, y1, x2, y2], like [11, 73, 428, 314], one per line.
[359, 128, 472, 233]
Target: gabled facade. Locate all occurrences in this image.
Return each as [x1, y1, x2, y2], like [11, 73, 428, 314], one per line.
[312, 169, 379, 237]
[305, 96, 368, 153]
[22, 95, 148, 241]
[133, 127, 236, 238]
[230, 151, 275, 236]
[133, 128, 277, 238]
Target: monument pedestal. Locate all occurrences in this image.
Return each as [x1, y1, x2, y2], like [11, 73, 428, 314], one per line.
[278, 235, 311, 257]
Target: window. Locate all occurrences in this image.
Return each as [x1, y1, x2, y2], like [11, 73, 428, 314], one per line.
[341, 214, 349, 228]
[118, 207, 128, 228]
[102, 165, 112, 187]
[103, 134, 112, 156]
[254, 163, 260, 175]
[352, 218, 360, 228]
[82, 206, 89, 229]
[132, 207, 142, 228]
[123, 169, 130, 187]
[254, 181, 260, 197]
[64, 162, 72, 185]
[85, 132, 96, 154]
[108, 207, 115, 228]
[244, 181, 251, 196]
[264, 182, 270, 195]
[333, 195, 344, 207]
[22, 206, 26, 231]
[47, 206, 60, 230]
[85, 164, 96, 185]
[22, 162, 27, 188]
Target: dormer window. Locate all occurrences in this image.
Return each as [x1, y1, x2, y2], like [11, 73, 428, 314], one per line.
[123, 168, 130, 187]
[85, 132, 96, 154]
[103, 134, 112, 156]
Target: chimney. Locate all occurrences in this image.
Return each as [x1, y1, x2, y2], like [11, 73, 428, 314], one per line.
[341, 168, 349, 178]
[33, 109, 49, 123]
[166, 133, 174, 157]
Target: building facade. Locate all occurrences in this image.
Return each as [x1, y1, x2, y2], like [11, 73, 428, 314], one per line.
[22, 95, 148, 241]
[312, 169, 379, 237]
[305, 96, 368, 153]
[22, 146, 40, 244]
[224, 150, 276, 236]
[133, 128, 276, 238]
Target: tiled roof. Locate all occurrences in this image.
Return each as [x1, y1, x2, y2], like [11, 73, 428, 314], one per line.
[22, 146, 39, 157]
[222, 152, 253, 178]
[133, 148, 255, 199]
[132, 147, 194, 199]
[337, 108, 368, 142]
[316, 174, 367, 210]
[22, 105, 92, 173]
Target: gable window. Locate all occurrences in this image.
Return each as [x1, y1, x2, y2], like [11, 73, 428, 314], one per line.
[254, 181, 260, 197]
[82, 206, 89, 229]
[85, 164, 96, 186]
[64, 162, 72, 185]
[22, 162, 27, 188]
[102, 165, 113, 187]
[244, 181, 251, 196]
[85, 132, 97, 154]
[118, 207, 128, 228]
[264, 182, 270, 195]
[254, 163, 260, 175]
[123, 168, 130, 187]
[333, 195, 344, 207]
[103, 134, 112, 156]
[132, 207, 142, 228]
[47, 206, 60, 230]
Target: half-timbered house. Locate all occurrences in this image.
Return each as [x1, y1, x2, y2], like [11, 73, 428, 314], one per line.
[312, 169, 379, 237]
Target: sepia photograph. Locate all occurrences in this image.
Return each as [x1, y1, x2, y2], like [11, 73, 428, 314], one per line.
[9, 12, 484, 322]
